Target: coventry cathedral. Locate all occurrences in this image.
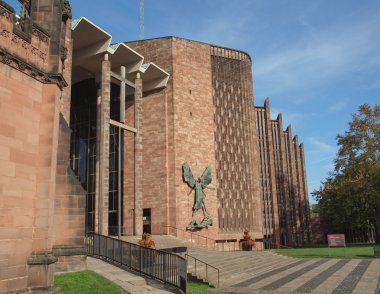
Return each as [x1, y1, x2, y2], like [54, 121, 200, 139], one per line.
[0, 0, 311, 292]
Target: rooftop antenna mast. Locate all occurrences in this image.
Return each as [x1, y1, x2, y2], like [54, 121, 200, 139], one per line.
[139, 0, 144, 39]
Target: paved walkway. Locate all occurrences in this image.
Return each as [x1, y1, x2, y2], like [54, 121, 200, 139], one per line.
[122, 235, 380, 294]
[87, 257, 179, 294]
[224, 258, 380, 294]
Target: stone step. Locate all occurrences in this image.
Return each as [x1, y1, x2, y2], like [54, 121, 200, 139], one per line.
[122, 234, 285, 287]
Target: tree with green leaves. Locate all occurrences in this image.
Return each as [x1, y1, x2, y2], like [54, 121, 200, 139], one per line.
[310, 204, 320, 214]
[313, 104, 380, 244]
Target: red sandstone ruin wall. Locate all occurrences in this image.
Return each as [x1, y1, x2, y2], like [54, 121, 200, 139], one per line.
[52, 16, 86, 271]
[0, 62, 60, 292]
[0, 2, 85, 291]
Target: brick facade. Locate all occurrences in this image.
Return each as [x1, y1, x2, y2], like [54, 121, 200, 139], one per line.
[127, 37, 219, 240]
[123, 38, 175, 236]
[255, 100, 280, 247]
[127, 37, 311, 246]
[211, 47, 262, 238]
[269, 113, 311, 246]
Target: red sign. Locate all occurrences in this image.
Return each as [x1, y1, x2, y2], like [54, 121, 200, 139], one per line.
[327, 234, 346, 247]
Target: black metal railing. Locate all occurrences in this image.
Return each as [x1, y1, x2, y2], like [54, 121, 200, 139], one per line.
[165, 226, 246, 251]
[165, 225, 272, 251]
[165, 225, 218, 249]
[186, 254, 219, 288]
[86, 233, 187, 293]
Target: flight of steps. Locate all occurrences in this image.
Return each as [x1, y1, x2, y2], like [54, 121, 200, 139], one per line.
[122, 235, 298, 289]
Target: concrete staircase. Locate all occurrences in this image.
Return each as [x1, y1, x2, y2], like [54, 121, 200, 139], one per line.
[122, 234, 298, 289]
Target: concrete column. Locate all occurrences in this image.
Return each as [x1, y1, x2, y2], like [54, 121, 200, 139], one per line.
[97, 54, 111, 235]
[134, 73, 143, 236]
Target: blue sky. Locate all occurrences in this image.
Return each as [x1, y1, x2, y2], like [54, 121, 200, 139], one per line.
[8, 0, 380, 203]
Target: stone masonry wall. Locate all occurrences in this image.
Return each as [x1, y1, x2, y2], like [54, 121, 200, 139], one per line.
[127, 38, 266, 242]
[0, 3, 50, 72]
[123, 100, 135, 235]
[0, 1, 83, 292]
[171, 38, 218, 240]
[53, 116, 86, 273]
[0, 62, 60, 293]
[126, 38, 174, 235]
[52, 15, 86, 273]
[211, 47, 263, 239]
[127, 37, 219, 240]
[255, 100, 280, 246]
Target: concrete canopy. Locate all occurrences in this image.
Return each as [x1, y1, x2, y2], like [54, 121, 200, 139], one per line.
[71, 17, 169, 92]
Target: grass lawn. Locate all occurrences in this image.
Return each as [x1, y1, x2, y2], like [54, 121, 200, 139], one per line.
[275, 244, 375, 259]
[55, 270, 123, 294]
[55, 271, 243, 294]
[188, 281, 244, 294]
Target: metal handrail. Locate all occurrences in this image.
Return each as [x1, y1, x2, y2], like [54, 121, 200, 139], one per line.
[185, 253, 220, 288]
[164, 225, 216, 249]
[86, 233, 187, 293]
[164, 225, 240, 251]
[278, 244, 293, 249]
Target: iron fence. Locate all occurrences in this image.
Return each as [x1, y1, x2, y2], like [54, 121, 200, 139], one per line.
[86, 233, 187, 293]
[186, 254, 219, 288]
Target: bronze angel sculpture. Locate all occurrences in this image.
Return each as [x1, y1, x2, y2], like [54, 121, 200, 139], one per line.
[182, 162, 214, 230]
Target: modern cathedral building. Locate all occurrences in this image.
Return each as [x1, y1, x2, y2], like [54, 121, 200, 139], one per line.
[0, 0, 311, 292]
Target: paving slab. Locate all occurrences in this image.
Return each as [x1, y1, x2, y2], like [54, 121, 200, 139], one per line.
[121, 235, 380, 294]
[87, 257, 179, 293]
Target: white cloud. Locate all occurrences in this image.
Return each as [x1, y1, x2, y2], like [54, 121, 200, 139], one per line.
[253, 13, 380, 97]
[269, 107, 283, 119]
[323, 163, 335, 171]
[328, 101, 346, 113]
[308, 137, 336, 153]
[267, 106, 304, 127]
[368, 78, 380, 90]
[196, 15, 250, 48]
[309, 155, 335, 165]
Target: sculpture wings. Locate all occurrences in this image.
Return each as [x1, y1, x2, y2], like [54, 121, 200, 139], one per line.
[182, 162, 213, 230]
[200, 165, 212, 187]
[182, 162, 195, 188]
